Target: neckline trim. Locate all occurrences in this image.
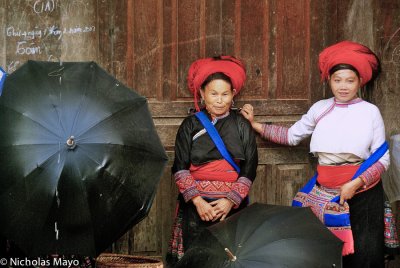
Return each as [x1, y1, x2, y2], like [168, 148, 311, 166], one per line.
[334, 98, 363, 107]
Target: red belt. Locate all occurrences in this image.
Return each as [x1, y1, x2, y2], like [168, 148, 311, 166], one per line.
[190, 159, 238, 182]
[317, 164, 359, 188]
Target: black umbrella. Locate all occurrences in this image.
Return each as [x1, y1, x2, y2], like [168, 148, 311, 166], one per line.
[175, 203, 343, 268]
[0, 60, 168, 257]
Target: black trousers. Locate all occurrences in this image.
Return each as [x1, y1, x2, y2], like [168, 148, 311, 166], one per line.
[343, 181, 384, 268]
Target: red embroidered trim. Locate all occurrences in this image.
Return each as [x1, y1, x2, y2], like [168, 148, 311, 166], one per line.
[261, 124, 289, 145]
[175, 170, 200, 202]
[316, 101, 335, 124]
[197, 181, 233, 197]
[316, 98, 363, 124]
[227, 177, 252, 207]
[167, 202, 184, 261]
[226, 191, 242, 207]
[175, 170, 253, 206]
[359, 161, 386, 187]
[334, 98, 363, 107]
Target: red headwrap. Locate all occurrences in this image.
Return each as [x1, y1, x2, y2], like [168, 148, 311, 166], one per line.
[318, 41, 379, 87]
[187, 55, 246, 111]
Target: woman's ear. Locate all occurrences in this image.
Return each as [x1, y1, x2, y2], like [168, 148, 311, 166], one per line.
[233, 89, 237, 95]
[199, 89, 205, 100]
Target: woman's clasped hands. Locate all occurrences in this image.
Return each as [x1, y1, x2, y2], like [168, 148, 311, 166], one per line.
[192, 196, 234, 222]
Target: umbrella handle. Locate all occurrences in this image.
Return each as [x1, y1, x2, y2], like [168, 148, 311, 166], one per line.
[224, 248, 237, 262]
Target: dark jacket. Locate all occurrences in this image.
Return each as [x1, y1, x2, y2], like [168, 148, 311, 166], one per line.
[172, 109, 258, 181]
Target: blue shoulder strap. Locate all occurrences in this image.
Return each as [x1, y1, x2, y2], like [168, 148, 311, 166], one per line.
[329, 141, 389, 203]
[351, 141, 389, 179]
[195, 111, 240, 173]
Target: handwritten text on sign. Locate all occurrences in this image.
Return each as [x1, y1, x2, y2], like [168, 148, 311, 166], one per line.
[5, 0, 97, 72]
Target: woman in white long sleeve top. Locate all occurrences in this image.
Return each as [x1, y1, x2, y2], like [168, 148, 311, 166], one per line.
[241, 41, 389, 268]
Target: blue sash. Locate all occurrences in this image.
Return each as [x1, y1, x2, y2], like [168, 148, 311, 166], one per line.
[195, 111, 240, 173]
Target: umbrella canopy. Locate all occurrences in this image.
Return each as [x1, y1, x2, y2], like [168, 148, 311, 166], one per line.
[175, 203, 343, 268]
[0, 61, 168, 257]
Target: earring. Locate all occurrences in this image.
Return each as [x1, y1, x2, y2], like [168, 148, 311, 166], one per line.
[200, 98, 204, 105]
[231, 100, 235, 107]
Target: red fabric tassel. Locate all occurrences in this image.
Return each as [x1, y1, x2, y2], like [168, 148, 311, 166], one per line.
[330, 228, 354, 256]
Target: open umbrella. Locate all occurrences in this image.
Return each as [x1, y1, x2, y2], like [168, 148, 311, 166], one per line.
[175, 203, 343, 268]
[0, 60, 168, 257]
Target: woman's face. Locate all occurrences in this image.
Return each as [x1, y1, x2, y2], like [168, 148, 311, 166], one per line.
[329, 69, 362, 102]
[200, 79, 234, 118]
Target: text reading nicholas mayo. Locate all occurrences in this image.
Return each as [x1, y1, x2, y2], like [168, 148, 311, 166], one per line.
[0, 256, 80, 267]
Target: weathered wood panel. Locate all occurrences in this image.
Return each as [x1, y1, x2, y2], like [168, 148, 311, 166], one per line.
[161, 0, 177, 102]
[236, 0, 267, 99]
[275, 0, 310, 99]
[97, 0, 113, 72]
[309, 0, 336, 103]
[130, 0, 163, 99]
[175, 0, 201, 101]
[204, 0, 223, 55]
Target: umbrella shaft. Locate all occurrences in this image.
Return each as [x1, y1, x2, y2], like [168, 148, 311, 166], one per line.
[224, 248, 237, 262]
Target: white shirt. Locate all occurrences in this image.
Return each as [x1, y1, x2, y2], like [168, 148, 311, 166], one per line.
[287, 97, 389, 167]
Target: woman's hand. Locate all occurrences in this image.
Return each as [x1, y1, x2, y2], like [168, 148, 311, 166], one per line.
[192, 196, 217, 221]
[339, 178, 364, 205]
[240, 104, 255, 123]
[240, 104, 264, 134]
[209, 198, 234, 221]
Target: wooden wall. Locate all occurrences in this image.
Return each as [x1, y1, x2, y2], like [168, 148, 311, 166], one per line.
[1, 0, 399, 261]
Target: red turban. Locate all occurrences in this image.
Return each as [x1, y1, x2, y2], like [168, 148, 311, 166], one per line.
[187, 56, 246, 111]
[318, 41, 379, 87]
